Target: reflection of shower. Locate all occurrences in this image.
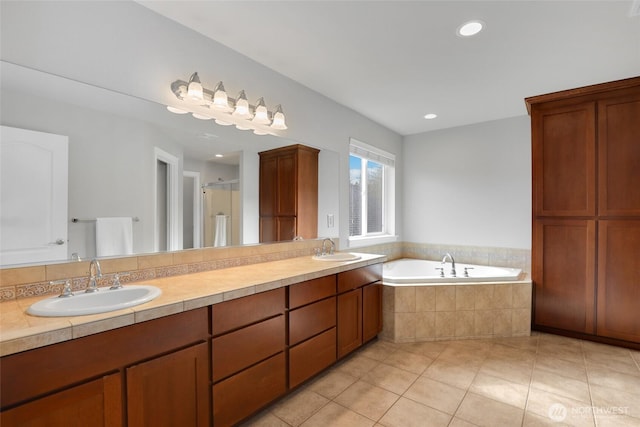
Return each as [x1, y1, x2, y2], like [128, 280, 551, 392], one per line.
[202, 179, 240, 247]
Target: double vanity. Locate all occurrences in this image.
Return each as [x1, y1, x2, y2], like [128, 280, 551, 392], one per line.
[0, 252, 384, 426]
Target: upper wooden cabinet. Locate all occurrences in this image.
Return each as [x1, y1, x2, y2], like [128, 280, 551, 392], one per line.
[259, 144, 319, 242]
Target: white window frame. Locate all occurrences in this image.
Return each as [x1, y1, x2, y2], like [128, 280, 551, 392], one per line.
[348, 138, 397, 248]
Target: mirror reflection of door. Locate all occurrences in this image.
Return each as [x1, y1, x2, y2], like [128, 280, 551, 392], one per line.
[0, 126, 69, 266]
[182, 171, 201, 250]
[202, 180, 240, 247]
[154, 148, 180, 252]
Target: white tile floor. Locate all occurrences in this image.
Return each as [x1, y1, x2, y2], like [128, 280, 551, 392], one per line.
[241, 333, 640, 427]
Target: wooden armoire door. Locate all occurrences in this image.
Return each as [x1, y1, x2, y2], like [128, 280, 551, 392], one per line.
[533, 219, 596, 333]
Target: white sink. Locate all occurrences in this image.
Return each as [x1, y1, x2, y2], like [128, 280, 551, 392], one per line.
[27, 285, 162, 317]
[312, 253, 361, 262]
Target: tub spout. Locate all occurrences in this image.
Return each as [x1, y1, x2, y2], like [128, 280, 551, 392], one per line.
[441, 253, 456, 277]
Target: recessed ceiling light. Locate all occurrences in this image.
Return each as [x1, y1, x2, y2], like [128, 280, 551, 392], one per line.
[457, 20, 484, 37]
[215, 154, 224, 158]
[424, 113, 438, 120]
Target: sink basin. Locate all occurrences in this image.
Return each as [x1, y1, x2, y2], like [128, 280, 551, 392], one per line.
[312, 253, 361, 262]
[27, 285, 162, 317]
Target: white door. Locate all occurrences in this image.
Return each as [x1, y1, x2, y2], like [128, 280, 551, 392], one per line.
[0, 126, 69, 266]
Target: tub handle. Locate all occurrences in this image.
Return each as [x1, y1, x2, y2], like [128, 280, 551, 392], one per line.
[435, 267, 445, 278]
[464, 267, 474, 277]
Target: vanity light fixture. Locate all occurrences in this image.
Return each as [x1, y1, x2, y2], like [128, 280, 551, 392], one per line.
[168, 72, 288, 136]
[457, 20, 484, 37]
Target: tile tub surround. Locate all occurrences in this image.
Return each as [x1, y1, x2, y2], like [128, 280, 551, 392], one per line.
[0, 252, 384, 357]
[381, 281, 532, 343]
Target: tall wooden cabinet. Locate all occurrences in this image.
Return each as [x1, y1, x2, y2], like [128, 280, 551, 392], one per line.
[259, 144, 319, 242]
[527, 76, 640, 346]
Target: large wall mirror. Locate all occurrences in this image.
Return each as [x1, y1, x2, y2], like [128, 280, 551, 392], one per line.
[0, 61, 340, 267]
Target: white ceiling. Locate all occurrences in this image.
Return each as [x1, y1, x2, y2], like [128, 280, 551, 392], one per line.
[139, 1, 639, 136]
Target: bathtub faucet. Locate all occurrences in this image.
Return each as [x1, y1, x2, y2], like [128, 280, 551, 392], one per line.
[441, 253, 456, 277]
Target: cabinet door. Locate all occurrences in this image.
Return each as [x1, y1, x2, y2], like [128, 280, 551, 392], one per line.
[598, 94, 640, 216]
[532, 102, 596, 216]
[289, 328, 336, 388]
[337, 288, 363, 358]
[127, 342, 209, 427]
[532, 219, 596, 333]
[276, 216, 296, 241]
[276, 152, 297, 215]
[259, 155, 277, 216]
[0, 373, 122, 427]
[363, 282, 383, 343]
[596, 220, 640, 343]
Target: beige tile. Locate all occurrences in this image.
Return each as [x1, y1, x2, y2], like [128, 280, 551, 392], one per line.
[480, 358, 533, 385]
[435, 287, 456, 311]
[435, 311, 455, 338]
[455, 310, 475, 337]
[525, 388, 594, 427]
[493, 335, 539, 352]
[394, 312, 416, 341]
[271, 389, 329, 426]
[584, 351, 640, 376]
[404, 376, 466, 415]
[379, 397, 451, 427]
[415, 311, 436, 340]
[456, 286, 475, 310]
[493, 309, 513, 336]
[300, 401, 374, 427]
[474, 285, 494, 310]
[469, 372, 529, 409]
[448, 417, 480, 427]
[423, 360, 480, 389]
[594, 413, 640, 427]
[397, 341, 447, 359]
[590, 384, 640, 419]
[0, 265, 46, 287]
[395, 287, 416, 312]
[531, 368, 590, 403]
[455, 393, 524, 427]
[492, 284, 513, 309]
[307, 370, 358, 399]
[359, 340, 398, 362]
[512, 283, 532, 308]
[416, 287, 435, 311]
[586, 365, 640, 393]
[382, 286, 395, 312]
[489, 343, 536, 362]
[383, 349, 432, 374]
[335, 353, 380, 379]
[474, 310, 494, 336]
[361, 362, 419, 395]
[334, 380, 399, 421]
[534, 355, 588, 382]
[511, 308, 531, 335]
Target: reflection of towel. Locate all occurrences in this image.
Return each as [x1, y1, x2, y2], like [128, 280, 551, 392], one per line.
[96, 217, 133, 257]
[214, 215, 227, 247]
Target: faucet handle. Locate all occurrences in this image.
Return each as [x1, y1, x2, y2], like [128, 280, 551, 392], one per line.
[52, 280, 74, 298]
[435, 267, 445, 278]
[110, 272, 130, 290]
[464, 267, 474, 277]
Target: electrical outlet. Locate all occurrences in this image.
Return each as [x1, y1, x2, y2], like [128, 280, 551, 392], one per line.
[327, 214, 334, 228]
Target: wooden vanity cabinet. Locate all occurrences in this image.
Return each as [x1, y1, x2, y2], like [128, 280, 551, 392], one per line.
[211, 288, 286, 427]
[527, 76, 640, 346]
[288, 276, 337, 388]
[259, 144, 319, 242]
[0, 308, 210, 427]
[337, 265, 383, 358]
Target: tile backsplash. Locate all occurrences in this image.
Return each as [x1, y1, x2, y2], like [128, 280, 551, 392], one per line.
[0, 240, 530, 301]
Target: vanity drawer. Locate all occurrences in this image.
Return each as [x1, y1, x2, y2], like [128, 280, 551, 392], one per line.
[212, 288, 285, 336]
[289, 275, 336, 309]
[212, 315, 285, 382]
[289, 328, 336, 388]
[337, 264, 382, 293]
[289, 297, 336, 346]
[213, 352, 286, 427]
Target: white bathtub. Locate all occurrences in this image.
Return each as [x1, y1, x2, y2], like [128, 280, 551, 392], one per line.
[383, 258, 522, 285]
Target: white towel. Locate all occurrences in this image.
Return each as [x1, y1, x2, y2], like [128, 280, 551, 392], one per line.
[96, 217, 133, 257]
[213, 215, 227, 247]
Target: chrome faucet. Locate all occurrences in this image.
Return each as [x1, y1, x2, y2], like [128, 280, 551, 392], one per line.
[322, 238, 335, 255]
[86, 259, 102, 293]
[441, 253, 456, 277]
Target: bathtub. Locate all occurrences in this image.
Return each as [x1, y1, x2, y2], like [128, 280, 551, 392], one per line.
[380, 258, 531, 343]
[383, 258, 522, 285]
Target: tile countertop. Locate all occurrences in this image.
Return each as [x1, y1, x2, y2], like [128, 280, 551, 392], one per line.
[0, 253, 386, 357]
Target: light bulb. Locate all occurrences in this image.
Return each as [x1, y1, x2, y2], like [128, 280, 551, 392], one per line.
[252, 97, 271, 125]
[232, 90, 252, 119]
[212, 81, 230, 111]
[187, 72, 204, 101]
[270, 105, 287, 130]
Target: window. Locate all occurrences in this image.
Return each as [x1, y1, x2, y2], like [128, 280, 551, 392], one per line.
[349, 139, 396, 245]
